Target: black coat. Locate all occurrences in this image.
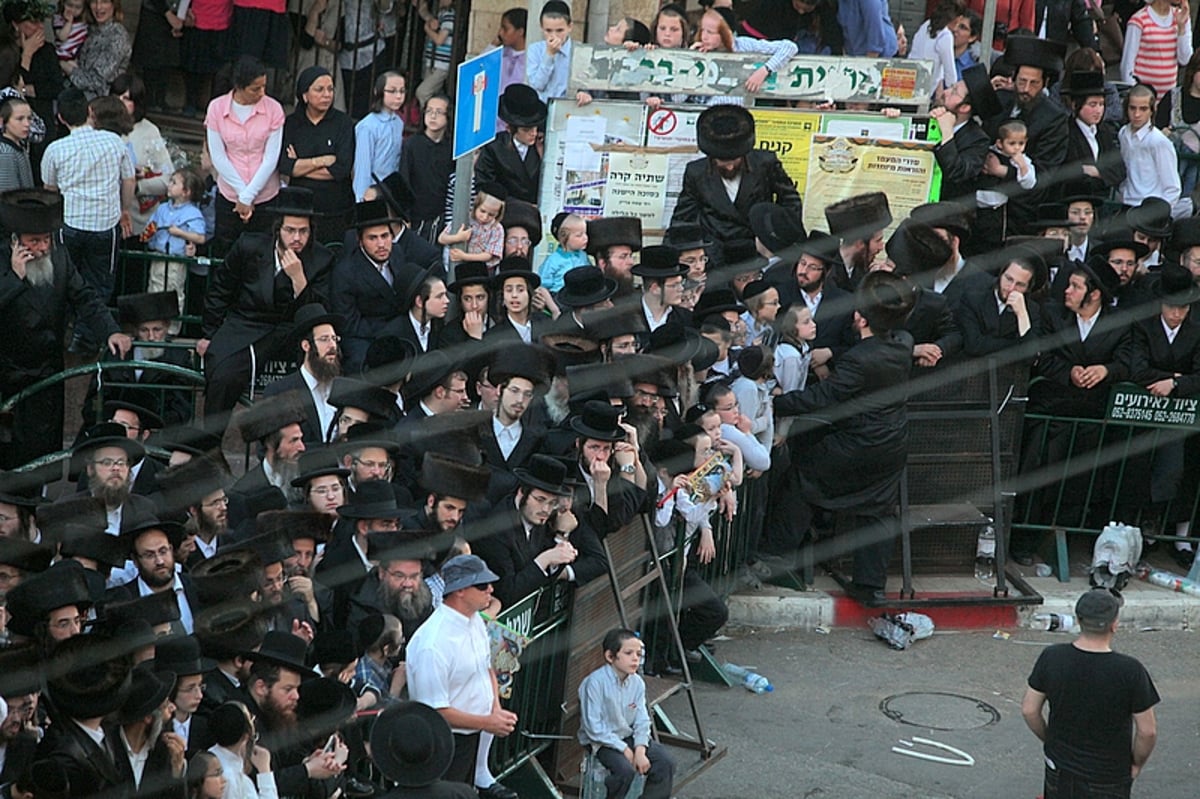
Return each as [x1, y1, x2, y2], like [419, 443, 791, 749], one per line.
[0, 731, 37, 785]
[773, 331, 913, 510]
[338, 228, 444, 274]
[197, 668, 251, 716]
[473, 132, 542, 205]
[933, 120, 991, 204]
[263, 369, 325, 444]
[201, 234, 334, 367]
[81, 345, 195, 429]
[987, 93, 1071, 233]
[1037, 0, 1098, 48]
[904, 287, 963, 357]
[1129, 312, 1200, 395]
[478, 415, 545, 500]
[331, 246, 433, 367]
[671, 151, 803, 253]
[775, 279, 857, 361]
[1058, 117, 1125, 199]
[1030, 304, 1133, 416]
[313, 536, 372, 628]
[958, 280, 1043, 357]
[36, 719, 134, 799]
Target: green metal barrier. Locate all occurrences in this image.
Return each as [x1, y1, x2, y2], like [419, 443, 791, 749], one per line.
[115, 250, 220, 337]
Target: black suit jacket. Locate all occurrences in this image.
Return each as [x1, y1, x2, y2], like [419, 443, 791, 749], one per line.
[904, 287, 963, 357]
[81, 345, 195, 429]
[1031, 304, 1134, 416]
[474, 132, 542, 205]
[0, 731, 37, 785]
[1130, 313, 1200, 395]
[933, 120, 991, 204]
[671, 151, 803, 253]
[201, 235, 334, 367]
[332, 246, 431, 367]
[958, 281, 1043, 357]
[1037, 0, 1098, 48]
[263, 370, 326, 444]
[988, 92, 1071, 232]
[36, 719, 134, 799]
[313, 537, 371, 629]
[478, 415, 545, 500]
[1059, 117, 1125, 199]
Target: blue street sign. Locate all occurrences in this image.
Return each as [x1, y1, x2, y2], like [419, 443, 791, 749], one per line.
[453, 48, 503, 160]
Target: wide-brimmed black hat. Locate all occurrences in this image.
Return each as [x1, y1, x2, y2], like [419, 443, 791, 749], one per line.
[541, 334, 600, 375]
[750, 203, 806, 254]
[45, 632, 133, 719]
[1004, 35, 1065, 78]
[886, 220, 953, 277]
[692, 287, 746, 322]
[825, 192, 892, 240]
[116, 664, 175, 725]
[0, 536, 52, 573]
[153, 426, 224, 458]
[7, 560, 92, 637]
[0, 189, 62, 234]
[1077, 252, 1122, 298]
[1062, 70, 1106, 99]
[100, 589, 180, 635]
[513, 454, 573, 496]
[1027, 202, 1078, 231]
[0, 644, 43, 698]
[329, 377, 399, 423]
[37, 495, 106, 540]
[697, 105, 755, 159]
[1089, 232, 1150, 264]
[1126, 198, 1173, 239]
[118, 291, 179, 326]
[236, 393, 308, 443]
[796, 229, 843, 266]
[585, 307, 647, 343]
[1173, 217, 1200, 252]
[371, 701, 457, 787]
[445, 262, 491, 294]
[491, 255, 541, 290]
[290, 303, 344, 342]
[265, 186, 318, 217]
[157, 454, 230, 514]
[351, 197, 404, 230]
[498, 84, 547, 128]
[72, 422, 145, 468]
[59, 526, 128, 571]
[297, 676, 357, 728]
[340, 420, 403, 456]
[0, 469, 46, 508]
[152, 634, 217, 677]
[568, 400, 627, 443]
[504, 200, 543, 248]
[245, 631, 311, 674]
[418, 451, 490, 501]
[558, 265, 617, 308]
[309, 630, 356, 667]
[647, 323, 704, 367]
[632, 245, 687, 280]
[290, 447, 352, 488]
[229, 530, 292, 568]
[586, 217, 643, 255]
[102, 388, 165, 431]
[665, 223, 711, 253]
[194, 604, 267, 660]
[910, 201, 975, 242]
[373, 170, 416, 222]
[124, 516, 187, 553]
[362, 335, 418, 388]
[489, 343, 550, 388]
[961, 64, 1001, 119]
[1156, 263, 1200, 303]
[337, 480, 410, 520]
[190, 549, 263, 607]
[402, 349, 458, 403]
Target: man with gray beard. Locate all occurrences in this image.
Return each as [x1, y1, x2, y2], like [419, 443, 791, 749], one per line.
[0, 189, 131, 468]
[347, 531, 434, 643]
[114, 665, 187, 798]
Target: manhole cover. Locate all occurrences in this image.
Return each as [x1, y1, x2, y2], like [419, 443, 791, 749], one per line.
[880, 691, 1000, 731]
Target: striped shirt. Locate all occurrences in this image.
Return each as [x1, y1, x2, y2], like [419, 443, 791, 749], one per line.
[1125, 7, 1190, 98]
[41, 125, 134, 231]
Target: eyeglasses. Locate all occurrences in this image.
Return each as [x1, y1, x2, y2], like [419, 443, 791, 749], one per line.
[528, 494, 562, 509]
[425, 108, 448, 117]
[383, 88, 406, 94]
[353, 457, 391, 470]
[314, 334, 341, 344]
[201, 495, 229, 508]
[93, 458, 128, 469]
[310, 485, 344, 496]
[505, 236, 531, 246]
[382, 568, 423, 583]
[137, 545, 173, 562]
[714, 402, 738, 412]
[109, 418, 141, 432]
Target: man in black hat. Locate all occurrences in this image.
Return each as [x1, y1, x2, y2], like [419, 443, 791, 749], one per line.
[587, 217, 643, 297]
[0, 189, 131, 468]
[231, 394, 309, 512]
[1060, 73, 1125, 203]
[883, 221, 962, 368]
[198, 186, 335, 435]
[1173, 217, 1200, 288]
[823, 191, 891, 293]
[347, 531, 434, 641]
[1022, 589, 1158, 799]
[1127, 197, 1173, 271]
[194, 606, 265, 714]
[476, 346, 548, 483]
[81, 290, 194, 430]
[83, 390, 165, 497]
[568, 401, 648, 536]
[114, 665, 186, 798]
[551, 265, 618, 333]
[397, 351, 469, 429]
[6, 560, 93, 647]
[336, 422, 402, 501]
[261, 303, 345, 444]
[156, 455, 232, 569]
[358, 171, 444, 270]
[327, 377, 401, 442]
[774, 271, 918, 604]
[672, 105, 801, 261]
[959, 246, 1044, 357]
[404, 451, 490, 540]
[1061, 193, 1101, 267]
[1096, 234, 1155, 312]
[770, 231, 853, 375]
[930, 65, 1000, 207]
[0, 472, 44, 542]
[368, 702, 477, 798]
[908, 201, 988, 308]
[109, 518, 199, 634]
[474, 84, 546, 205]
[442, 262, 494, 345]
[333, 197, 438, 371]
[986, 35, 1070, 234]
[0, 645, 43, 785]
[633, 245, 691, 332]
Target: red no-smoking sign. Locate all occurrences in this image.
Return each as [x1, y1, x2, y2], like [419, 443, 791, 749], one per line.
[648, 108, 677, 136]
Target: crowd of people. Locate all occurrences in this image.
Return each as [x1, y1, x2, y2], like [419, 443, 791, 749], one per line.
[0, 0, 1199, 797]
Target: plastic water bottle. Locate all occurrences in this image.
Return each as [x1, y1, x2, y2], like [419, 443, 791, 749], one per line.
[1028, 613, 1078, 632]
[722, 662, 773, 693]
[581, 754, 607, 799]
[974, 524, 996, 581]
[626, 773, 646, 799]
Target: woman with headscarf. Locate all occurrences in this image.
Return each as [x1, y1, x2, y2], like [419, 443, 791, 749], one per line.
[278, 65, 355, 246]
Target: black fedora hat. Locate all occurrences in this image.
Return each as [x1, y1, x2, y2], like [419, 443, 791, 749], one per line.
[291, 447, 352, 487]
[152, 634, 217, 677]
[558, 265, 617, 308]
[586, 217, 643, 256]
[1126, 197, 1173, 239]
[266, 187, 318, 217]
[0, 536, 52, 573]
[1062, 70, 1106, 98]
[371, 701, 456, 787]
[402, 349, 458, 404]
[45, 632, 133, 719]
[297, 676, 357, 728]
[692, 286, 745, 322]
[646, 323, 704, 366]
[309, 630, 356, 667]
[445, 261, 491, 293]
[498, 84, 547, 128]
[99, 589, 180, 634]
[58, 525, 128, 571]
[1173, 216, 1200, 252]
[372, 170, 416, 222]
[797, 229, 843, 265]
[1029, 202, 1078, 230]
[102, 388, 165, 432]
[339, 420, 402, 456]
[961, 64, 1001, 119]
[696, 104, 755, 159]
[1077, 252, 1122, 298]
[72, 422, 145, 468]
[749, 203, 806, 254]
[289, 303, 344, 342]
[337, 480, 410, 520]
[194, 604, 267, 660]
[491, 255, 541, 290]
[631, 245, 687, 280]
[117, 291, 179, 326]
[0, 643, 44, 698]
[910, 201, 975, 242]
[123, 516, 187, 553]
[362, 334, 418, 388]
[584, 306, 647, 343]
[157, 455, 230, 514]
[329, 377, 400, 422]
[236, 392, 308, 443]
[489, 343, 550, 387]
[0, 189, 62, 234]
[351, 197, 404, 230]
[0, 469, 46, 508]
[418, 451, 490, 501]
[665, 223, 711, 253]
[152, 425, 224, 458]
[503, 199, 543, 248]
[7, 559, 93, 637]
[366, 529, 432, 563]
[568, 400, 627, 443]
[116, 664, 176, 725]
[513, 454, 573, 497]
[1155, 263, 1200, 303]
[245, 630, 311, 674]
[1089, 232, 1150, 263]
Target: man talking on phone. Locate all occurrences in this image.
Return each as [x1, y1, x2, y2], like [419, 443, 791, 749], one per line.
[197, 187, 335, 436]
[0, 188, 131, 468]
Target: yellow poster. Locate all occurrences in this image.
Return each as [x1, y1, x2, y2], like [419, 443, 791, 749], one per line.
[749, 110, 822, 200]
[803, 135, 937, 237]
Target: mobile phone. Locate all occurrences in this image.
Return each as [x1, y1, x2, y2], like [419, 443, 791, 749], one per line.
[323, 733, 338, 753]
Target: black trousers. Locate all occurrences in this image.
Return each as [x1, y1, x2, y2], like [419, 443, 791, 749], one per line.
[447, 731, 481, 785]
[678, 568, 728, 651]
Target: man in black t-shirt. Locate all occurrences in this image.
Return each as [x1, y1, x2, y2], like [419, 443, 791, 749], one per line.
[1022, 589, 1160, 799]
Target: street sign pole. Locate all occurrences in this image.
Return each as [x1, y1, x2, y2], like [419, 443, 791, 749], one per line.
[450, 48, 503, 281]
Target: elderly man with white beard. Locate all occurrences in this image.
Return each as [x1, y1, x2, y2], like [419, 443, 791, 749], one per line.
[0, 189, 131, 468]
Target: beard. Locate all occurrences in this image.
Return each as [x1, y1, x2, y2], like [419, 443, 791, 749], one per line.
[145, 709, 166, 750]
[307, 349, 342, 382]
[378, 577, 432, 622]
[23, 253, 54, 288]
[134, 344, 165, 360]
[90, 472, 130, 509]
[140, 562, 175, 589]
[197, 508, 227, 541]
[262, 695, 298, 730]
[542, 392, 570, 425]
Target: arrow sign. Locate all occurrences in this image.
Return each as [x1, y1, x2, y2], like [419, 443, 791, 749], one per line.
[454, 48, 503, 160]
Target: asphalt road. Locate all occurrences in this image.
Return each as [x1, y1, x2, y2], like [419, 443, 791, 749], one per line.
[661, 625, 1200, 799]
